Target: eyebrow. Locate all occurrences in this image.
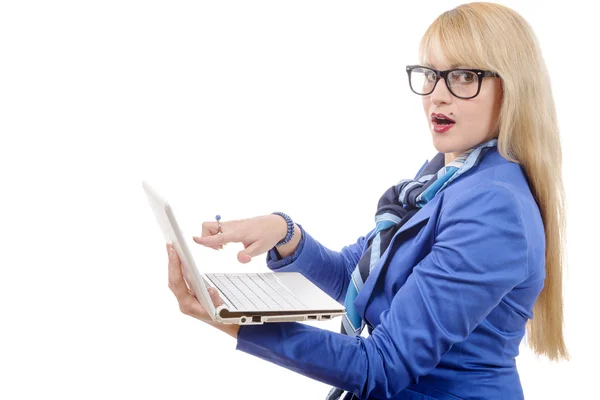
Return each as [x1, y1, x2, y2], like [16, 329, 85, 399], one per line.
[423, 63, 464, 69]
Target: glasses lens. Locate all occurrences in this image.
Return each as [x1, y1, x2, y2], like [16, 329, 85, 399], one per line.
[447, 70, 479, 98]
[410, 67, 437, 95]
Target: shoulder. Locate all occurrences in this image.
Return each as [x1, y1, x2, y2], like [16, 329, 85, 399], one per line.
[439, 147, 539, 219]
[430, 149, 545, 278]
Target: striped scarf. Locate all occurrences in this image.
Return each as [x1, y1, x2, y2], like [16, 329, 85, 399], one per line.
[326, 138, 498, 400]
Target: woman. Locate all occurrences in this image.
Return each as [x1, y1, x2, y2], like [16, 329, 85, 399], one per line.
[166, 2, 568, 399]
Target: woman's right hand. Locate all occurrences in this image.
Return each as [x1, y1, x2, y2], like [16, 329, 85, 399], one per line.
[193, 215, 289, 264]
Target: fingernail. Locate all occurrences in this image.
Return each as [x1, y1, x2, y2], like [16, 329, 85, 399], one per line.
[193, 236, 201, 242]
[208, 288, 214, 295]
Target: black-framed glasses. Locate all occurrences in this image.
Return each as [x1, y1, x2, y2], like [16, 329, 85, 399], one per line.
[406, 65, 501, 99]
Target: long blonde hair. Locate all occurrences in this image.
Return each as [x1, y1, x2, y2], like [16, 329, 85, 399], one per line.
[419, 2, 568, 360]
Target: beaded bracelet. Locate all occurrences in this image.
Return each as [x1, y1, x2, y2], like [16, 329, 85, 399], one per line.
[271, 212, 294, 247]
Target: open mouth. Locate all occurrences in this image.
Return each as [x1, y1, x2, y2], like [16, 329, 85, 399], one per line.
[430, 114, 455, 133]
[432, 117, 455, 125]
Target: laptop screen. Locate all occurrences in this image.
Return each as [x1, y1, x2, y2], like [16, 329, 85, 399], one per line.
[142, 181, 216, 319]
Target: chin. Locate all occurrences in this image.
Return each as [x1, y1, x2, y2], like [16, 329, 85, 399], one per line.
[430, 134, 458, 154]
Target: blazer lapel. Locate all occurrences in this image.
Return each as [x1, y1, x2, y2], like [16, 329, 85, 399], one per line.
[353, 195, 440, 318]
[352, 148, 509, 321]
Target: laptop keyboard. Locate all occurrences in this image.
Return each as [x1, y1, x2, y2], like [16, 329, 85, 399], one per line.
[206, 273, 306, 311]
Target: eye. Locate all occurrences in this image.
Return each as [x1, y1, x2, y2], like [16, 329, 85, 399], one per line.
[451, 71, 476, 84]
[424, 70, 437, 82]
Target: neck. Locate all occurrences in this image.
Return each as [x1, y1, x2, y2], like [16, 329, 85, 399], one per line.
[445, 152, 458, 165]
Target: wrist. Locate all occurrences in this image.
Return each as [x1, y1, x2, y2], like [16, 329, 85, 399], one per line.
[273, 223, 301, 259]
[271, 212, 294, 246]
[205, 320, 240, 339]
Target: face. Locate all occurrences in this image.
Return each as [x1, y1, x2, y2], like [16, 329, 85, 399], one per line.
[421, 53, 503, 164]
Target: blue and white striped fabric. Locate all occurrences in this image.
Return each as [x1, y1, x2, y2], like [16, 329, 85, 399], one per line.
[327, 138, 498, 400]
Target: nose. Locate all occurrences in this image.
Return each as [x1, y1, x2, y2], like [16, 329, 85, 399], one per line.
[429, 76, 453, 105]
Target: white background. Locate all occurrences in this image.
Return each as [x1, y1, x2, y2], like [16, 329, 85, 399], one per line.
[1, 1, 598, 399]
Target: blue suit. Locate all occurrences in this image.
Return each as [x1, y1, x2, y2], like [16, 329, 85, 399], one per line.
[236, 147, 545, 399]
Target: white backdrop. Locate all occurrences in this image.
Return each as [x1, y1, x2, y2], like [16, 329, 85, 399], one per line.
[1, 1, 598, 399]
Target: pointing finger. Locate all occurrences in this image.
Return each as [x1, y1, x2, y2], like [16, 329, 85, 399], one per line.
[193, 235, 222, 250]
[193, 231, 236, 247]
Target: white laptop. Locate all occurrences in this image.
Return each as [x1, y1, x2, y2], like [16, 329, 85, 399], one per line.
[142, 181, 346, 325]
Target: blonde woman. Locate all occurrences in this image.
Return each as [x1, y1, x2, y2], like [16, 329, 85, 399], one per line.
[166, 2, 567, 399]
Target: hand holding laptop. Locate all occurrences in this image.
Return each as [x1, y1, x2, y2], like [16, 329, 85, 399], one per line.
[167, 242, 241, 338]
[166, 243, 224, 323]
[192, 214, 295, 264]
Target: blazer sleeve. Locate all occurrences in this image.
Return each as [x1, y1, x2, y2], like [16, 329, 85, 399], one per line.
[265, 223, 375, 303]
[236, 183, 531, 399]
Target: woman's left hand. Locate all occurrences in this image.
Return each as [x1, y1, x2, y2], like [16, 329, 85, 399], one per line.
[167, 243, 224, 322]
[167, 244, 240, 339]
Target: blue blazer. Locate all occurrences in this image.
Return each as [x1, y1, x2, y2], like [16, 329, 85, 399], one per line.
[236, 147, 545, 400]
